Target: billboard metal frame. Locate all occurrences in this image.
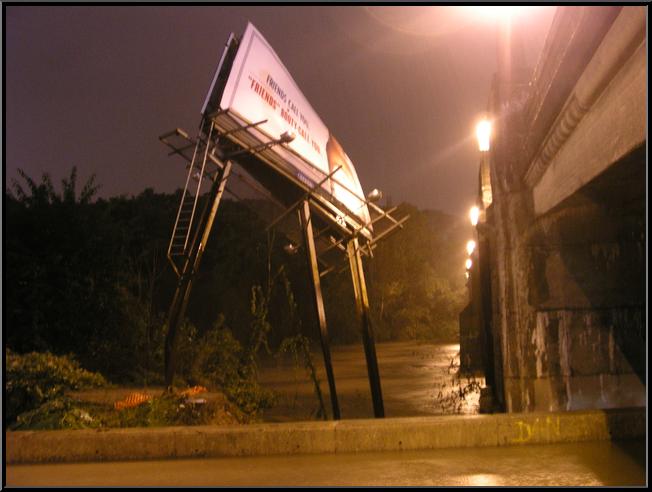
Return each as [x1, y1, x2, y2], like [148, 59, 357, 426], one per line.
[159, 27, 409, 419]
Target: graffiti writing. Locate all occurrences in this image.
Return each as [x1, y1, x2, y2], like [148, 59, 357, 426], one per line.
[511, 416, 561, 444]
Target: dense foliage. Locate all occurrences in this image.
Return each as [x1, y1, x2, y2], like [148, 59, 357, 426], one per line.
[5, 167, 470, 425]
[5, 349, 108, 427]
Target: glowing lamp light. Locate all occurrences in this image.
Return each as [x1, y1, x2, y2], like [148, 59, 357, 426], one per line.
[476, 119, 492, 152]
[367, 188, 383, 203]
[465, 258, 473, 270]
[279, 131, 296, 143]
[283, 242, 298, 255]
[465, 271, 470, 280]
[469, 206, 480, 226]
[468, 6, 518, 21]
[466, 240, 476, 256]
[461, 6, 550, 23]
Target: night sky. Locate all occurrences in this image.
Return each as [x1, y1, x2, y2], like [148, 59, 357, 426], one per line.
[5, 6, 556, 217]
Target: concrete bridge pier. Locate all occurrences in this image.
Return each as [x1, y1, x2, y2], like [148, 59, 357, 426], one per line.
[464, 6, 646, 414]
[499, 145, 646, 412]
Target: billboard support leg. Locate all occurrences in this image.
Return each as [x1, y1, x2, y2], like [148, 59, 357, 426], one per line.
[347, 237, 385, 418]
[299, 200, 341, 420]
[164, 160, 232, 389]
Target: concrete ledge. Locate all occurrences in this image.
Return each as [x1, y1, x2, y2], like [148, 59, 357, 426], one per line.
[6, 407, 645, 464]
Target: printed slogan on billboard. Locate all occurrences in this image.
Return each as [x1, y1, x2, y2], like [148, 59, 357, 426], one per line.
[248, 73, 322, 157]
[218, 23, 371, 230]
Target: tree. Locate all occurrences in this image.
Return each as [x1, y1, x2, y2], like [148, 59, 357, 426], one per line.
[366, 203, 469, 341]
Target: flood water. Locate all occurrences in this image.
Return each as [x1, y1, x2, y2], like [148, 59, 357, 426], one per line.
[258, 341, 483, 422]
[7, 439, 645, 486]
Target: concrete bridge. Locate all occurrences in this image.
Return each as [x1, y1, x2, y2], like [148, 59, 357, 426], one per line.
[462, 6, 646, 413]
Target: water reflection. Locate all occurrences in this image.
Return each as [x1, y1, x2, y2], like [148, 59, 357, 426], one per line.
[259, 341, 484, 421]
[466, 473, 499, 486]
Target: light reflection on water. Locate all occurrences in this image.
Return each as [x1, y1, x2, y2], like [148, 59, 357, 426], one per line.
[465, 473, 499, 486]
[260, 341, 484, 421]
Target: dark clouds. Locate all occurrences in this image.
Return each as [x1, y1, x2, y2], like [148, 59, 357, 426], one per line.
[5, 6, 555, 217]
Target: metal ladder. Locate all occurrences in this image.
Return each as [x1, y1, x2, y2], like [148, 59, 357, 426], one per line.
[167, 121, 216, 277]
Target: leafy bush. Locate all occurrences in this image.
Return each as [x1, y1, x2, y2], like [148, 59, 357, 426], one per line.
[186, 317, 241, 387]
[175, 318, 276, 421]
[5, 349, 108, 426]
[9, 391, 243, 430]
[10, 396, 101, 430]
[109, 392, 238, 428]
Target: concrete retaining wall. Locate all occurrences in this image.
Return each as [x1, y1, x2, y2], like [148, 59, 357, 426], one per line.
[6, 407, 645, 464]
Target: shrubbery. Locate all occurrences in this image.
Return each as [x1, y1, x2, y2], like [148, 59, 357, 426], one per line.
[5, 348, 249, 430]
[5, 349, 108, 428]
[105, 392, 242, 428]
[5, 168, 471, 429]
[175, 314, 277, 419]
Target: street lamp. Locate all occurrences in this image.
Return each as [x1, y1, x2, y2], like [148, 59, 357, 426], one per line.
[466, 240, 476, 256]
[469, 205, 480, 226]
[476, 118, 492, 152]
[465, 258, 473, 270]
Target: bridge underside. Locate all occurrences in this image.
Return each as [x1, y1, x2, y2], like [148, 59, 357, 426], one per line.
[501, 144, 645, 412]
[469, 6, 646, 413]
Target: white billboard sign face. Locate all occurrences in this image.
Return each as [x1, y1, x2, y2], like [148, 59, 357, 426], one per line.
[219, 23, 371, 231]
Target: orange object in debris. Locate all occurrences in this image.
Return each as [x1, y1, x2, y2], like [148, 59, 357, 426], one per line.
[180, 385, 208, 397]
[114, 392, 153, 410]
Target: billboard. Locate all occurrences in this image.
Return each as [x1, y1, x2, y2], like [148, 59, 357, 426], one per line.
[208, 23, 372, 235]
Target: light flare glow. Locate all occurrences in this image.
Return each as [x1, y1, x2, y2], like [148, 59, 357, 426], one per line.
[469, 206, 481, 226]
[460, 6, 542, 22]
[476, 119, 492, 152]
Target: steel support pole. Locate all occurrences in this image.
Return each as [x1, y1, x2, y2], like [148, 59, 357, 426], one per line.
[164, 160, 232, 388]
[347, 237, 384, 418]
[299, 200, 341, 420]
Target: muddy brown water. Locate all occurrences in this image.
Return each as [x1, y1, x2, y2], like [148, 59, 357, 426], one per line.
[258, 341, 482, 422]
[70, 341, 480, 423]
[7, 439, 646, 486]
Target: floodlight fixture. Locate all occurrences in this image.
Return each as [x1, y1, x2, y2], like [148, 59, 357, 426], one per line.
[279, 131, 296, 143]
[367, 188, 383, 203]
